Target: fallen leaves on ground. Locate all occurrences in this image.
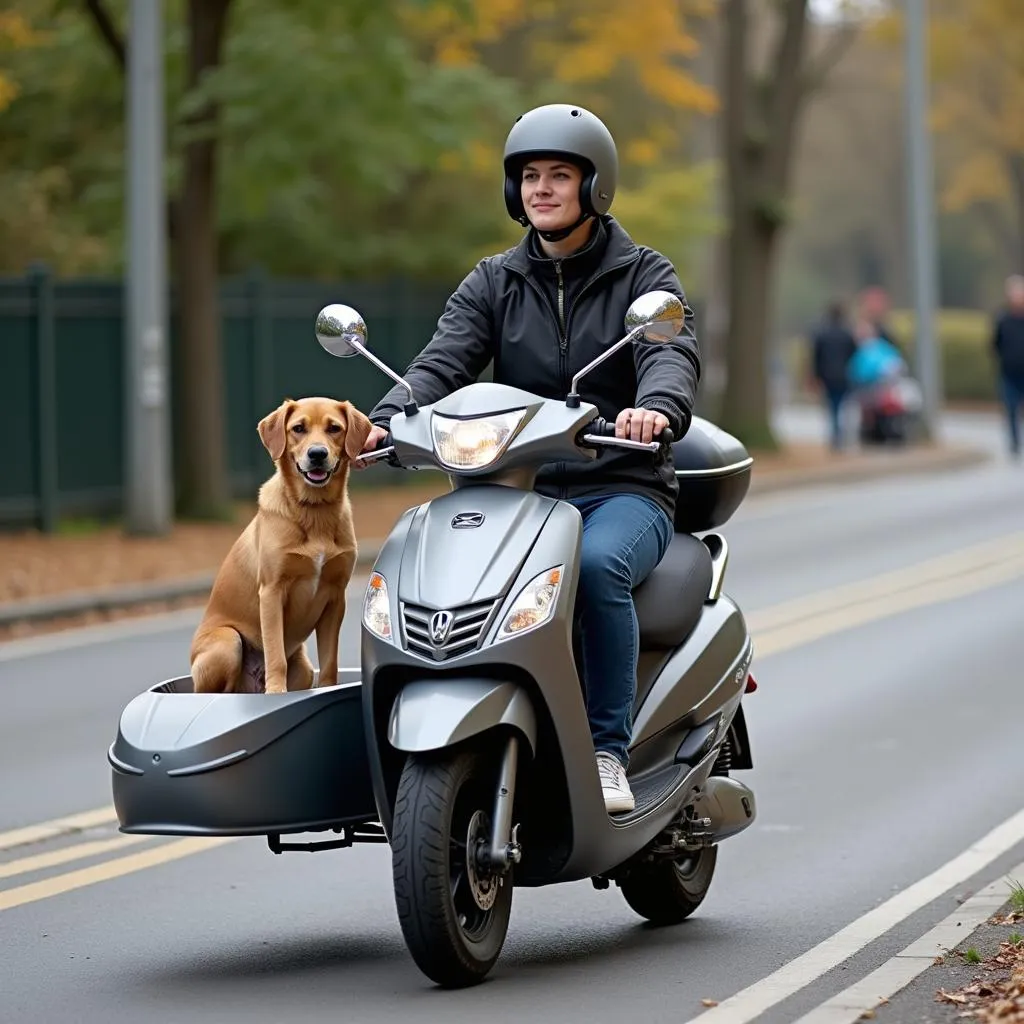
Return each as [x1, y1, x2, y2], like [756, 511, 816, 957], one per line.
[936, 938, 1024, 1021]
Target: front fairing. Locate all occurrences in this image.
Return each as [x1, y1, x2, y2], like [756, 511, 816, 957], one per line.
[387, 382, 599, 476]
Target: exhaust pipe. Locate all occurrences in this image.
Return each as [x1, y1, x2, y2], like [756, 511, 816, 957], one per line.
[692, 776, 756, 842]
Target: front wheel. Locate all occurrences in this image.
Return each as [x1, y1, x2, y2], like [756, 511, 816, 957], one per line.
[391, 747, 513, 988]
[619, 846, 718, 925]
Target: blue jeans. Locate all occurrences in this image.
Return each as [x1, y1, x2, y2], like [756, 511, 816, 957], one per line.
[1001, 374, 1024, 454]
[822, 384, 848, 450]
[567, 493, 674, 768]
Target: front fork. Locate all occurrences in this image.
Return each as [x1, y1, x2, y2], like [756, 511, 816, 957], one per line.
[480, 734, 522, 874]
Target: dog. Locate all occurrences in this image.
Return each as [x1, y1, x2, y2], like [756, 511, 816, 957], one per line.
[190, 396, 373, 694]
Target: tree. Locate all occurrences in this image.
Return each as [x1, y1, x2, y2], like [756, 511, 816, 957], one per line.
[928, 0, 1024, 275]
[718, 0, 857, 449]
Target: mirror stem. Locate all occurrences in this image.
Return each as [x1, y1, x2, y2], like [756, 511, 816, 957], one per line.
[352, 341, 418, 415]
[565, 326, 644, 408]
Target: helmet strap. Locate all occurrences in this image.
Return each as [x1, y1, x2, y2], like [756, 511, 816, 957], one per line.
[536, 211, 592, 243]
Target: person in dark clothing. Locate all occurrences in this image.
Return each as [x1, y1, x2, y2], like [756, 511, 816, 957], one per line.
[992, 274, 1024, 456]
[361, 103, 702, 814]
[810, 301, 858, 450]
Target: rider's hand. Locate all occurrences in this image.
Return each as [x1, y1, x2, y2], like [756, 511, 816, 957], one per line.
[354, 424, 389, 470]
[616, 408, 669, 444]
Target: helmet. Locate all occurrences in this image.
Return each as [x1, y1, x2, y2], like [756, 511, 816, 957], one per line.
[503, 104, 619, 227]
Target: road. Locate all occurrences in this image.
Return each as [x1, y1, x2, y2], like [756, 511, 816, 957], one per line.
[1, 408, 1021, 1023]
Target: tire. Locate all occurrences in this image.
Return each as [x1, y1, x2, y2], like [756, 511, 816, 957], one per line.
[391, 747, 513, 988]
[619, 846, 718, 925]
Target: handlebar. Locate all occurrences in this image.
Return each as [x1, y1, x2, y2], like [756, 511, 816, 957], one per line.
[581, 417, 675, 452]
[355, 416, 676, 466]
[354, 432, 398, 466]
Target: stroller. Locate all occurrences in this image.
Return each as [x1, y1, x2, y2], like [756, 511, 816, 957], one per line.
[848, 337, 923, 446]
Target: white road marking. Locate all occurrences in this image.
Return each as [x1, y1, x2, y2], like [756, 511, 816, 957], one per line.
[682, 809, 1024, 1023]
[792, 859, 1024, 1023]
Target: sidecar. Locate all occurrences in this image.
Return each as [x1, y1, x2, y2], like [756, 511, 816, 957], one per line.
[108, 670, 385, 851]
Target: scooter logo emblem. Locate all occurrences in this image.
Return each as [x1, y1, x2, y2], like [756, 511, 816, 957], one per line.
[429, 610, 454, 646]
[451, 511, 485, 529]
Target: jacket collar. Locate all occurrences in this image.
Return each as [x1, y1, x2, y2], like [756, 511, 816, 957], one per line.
[504, 215, 640, 278]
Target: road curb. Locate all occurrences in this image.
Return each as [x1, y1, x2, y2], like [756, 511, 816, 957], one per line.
[748, 443, 989, 495]
[0, 444, 991, 629]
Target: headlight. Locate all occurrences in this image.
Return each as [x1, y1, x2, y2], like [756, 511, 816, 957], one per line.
[497, 566, 563, 640]
[363, 572, 392, 641]
[431, 409, 526, 470]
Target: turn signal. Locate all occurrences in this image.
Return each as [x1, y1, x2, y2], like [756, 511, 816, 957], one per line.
[745, 672, 758, 693]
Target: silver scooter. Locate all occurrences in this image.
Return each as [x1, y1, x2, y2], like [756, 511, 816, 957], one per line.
[109, 291, 757, 990]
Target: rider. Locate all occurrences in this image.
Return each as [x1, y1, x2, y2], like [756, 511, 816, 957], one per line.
[362, 104, 702, 814]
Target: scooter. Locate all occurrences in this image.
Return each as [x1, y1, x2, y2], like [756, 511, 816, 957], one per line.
[109, 291, 758, 989]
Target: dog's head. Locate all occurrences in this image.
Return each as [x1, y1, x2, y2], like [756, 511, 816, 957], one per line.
[257, 397, 372, 496]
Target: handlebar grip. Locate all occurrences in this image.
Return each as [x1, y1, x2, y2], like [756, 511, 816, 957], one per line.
[591, 417, 675, 446]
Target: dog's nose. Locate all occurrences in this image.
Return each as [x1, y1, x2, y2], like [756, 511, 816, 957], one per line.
[307, 445, 329, 464]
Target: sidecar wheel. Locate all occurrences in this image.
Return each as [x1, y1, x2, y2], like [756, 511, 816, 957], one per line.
[391, 747, 513, 988]
[619, 846, 717, 925]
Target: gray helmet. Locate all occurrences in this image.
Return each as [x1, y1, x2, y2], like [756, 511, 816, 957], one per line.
[503, 104, 619, 226]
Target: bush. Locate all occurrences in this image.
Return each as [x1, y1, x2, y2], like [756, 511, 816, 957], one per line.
[889, 308, 997, 402]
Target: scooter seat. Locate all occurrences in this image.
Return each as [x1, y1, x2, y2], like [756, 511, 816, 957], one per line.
[633, 533, 713, 650]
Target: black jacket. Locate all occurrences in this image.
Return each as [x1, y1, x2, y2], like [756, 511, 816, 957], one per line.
[992, 310, 1024, 380]
[369, 216, 702, 519]
[811, 321, 857, 391]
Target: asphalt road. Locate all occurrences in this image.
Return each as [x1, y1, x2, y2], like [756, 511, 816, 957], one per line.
[1, 409, 1021, 1023]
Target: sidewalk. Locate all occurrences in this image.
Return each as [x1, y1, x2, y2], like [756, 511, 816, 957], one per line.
[0, 440, 989, 638]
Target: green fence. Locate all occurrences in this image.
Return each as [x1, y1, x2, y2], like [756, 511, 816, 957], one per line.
[0, 266, 454, 530]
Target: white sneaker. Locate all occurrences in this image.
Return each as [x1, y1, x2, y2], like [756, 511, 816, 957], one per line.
[596, 752, 635, 814]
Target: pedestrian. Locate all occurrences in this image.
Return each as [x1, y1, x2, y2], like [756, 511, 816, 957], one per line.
[992, 273, 1024, 457]
[809, 300, 858, 450]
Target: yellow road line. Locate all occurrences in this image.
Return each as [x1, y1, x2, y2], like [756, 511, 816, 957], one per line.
[748, 531, 1024, 634]
[0, 833, 152, 881]
[755, 552, 1024, 658]
[0, 837, 237, 913]
[0, 806, 118, 853]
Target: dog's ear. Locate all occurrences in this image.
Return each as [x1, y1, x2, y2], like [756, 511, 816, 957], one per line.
[257, 400, 295, 462]
[339, 401, 373, 461]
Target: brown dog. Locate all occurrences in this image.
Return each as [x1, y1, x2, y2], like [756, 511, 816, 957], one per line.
[190, 397, 372, 694]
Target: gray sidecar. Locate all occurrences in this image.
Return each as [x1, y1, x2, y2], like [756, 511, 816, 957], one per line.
[109, 669, 382, 848]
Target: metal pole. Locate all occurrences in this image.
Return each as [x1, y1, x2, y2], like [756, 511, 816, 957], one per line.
[903, 0, 943, 440]
[125, 0, 172, 534]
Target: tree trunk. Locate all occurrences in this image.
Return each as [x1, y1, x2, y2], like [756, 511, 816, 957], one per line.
[173, 0, 232, 518]
[718, 0, 813, 451]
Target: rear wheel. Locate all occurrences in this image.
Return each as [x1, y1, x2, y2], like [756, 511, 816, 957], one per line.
[619, 846, 718, 925]
[391, 747, 513, 988]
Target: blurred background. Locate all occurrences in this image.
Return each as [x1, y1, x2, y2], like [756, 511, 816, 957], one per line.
[0, 0, 1017, 531]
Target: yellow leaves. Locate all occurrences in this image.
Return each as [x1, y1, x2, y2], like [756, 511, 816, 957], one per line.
[0, 13, 40, 49]
[0, 77, 17, 112]
[639, 65, 718, 114]
[941, 151, 1010, 213]
[626, 138, 662, 167]
[0, 11, 45, 113]
[414, 0, 716, 115]
[925, 0, 1024, 217]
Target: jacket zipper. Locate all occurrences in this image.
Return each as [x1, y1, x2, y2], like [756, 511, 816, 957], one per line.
[555, 260, 567, 351]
